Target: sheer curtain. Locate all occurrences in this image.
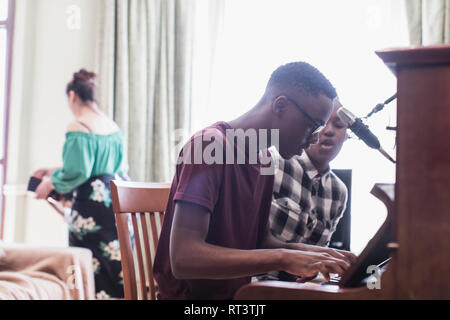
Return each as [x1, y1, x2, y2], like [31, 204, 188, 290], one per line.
[192, 0, 409, 254]
[96, 0, 194, 182]
[405, 0, 450, 45]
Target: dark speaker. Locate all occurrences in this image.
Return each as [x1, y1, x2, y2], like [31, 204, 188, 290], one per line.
[329, 169, 352, 251]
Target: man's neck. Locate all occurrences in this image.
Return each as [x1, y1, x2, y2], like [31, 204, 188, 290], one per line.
[306, 151, 330, 174]
[227, 105, 272, 151]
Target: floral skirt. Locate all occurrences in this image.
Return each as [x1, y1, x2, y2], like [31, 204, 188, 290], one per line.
[66, 174, 127, 299]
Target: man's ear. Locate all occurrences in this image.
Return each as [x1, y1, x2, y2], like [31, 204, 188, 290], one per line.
[272, 96, 287, 117]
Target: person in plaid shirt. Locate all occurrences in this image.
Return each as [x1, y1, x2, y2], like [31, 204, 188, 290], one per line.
[259, 98, 351, 281]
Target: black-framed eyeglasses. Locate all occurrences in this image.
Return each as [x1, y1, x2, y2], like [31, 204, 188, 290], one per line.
[283, 96, 326, 135]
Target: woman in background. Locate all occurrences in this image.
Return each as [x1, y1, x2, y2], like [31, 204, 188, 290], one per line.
[34, 69, 128, 299]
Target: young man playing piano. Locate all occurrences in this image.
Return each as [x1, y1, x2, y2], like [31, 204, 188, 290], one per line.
[259, 98, 351, 282]
[153, 62, 356, 300]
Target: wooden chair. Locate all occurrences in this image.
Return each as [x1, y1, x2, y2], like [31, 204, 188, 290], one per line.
[110, 180, 171, 300]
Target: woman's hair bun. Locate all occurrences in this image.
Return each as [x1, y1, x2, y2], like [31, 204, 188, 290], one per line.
[66, 68, 97, 103]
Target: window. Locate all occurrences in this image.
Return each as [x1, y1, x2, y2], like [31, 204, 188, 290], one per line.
[192, 0, 409, 253]
[0, 0, 15, 240]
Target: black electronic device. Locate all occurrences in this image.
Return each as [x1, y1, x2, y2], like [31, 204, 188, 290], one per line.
[27, 176, 62, 201]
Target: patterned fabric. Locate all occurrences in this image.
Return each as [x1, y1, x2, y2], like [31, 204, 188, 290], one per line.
[256, 149, 348, 282]
[66, 174, 127, 299]
[269, 148, 348, 247]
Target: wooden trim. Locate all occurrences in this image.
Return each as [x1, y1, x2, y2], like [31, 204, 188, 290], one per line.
[235, 279, 389, 300]
[110, 180, 171, 213]
[376, 44, 450, 74]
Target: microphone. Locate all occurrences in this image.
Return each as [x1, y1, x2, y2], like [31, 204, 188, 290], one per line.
[337, 106, 396, 164]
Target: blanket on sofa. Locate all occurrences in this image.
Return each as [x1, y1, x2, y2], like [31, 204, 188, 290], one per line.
[0, 244, 95, 300]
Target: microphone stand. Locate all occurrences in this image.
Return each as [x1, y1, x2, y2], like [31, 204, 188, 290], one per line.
[364, 93, 397, 163]
[366, 93, 397, 119]
[378, 147, 396, 164]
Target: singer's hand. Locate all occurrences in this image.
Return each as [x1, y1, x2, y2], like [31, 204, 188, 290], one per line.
[35, 176, 55, 200]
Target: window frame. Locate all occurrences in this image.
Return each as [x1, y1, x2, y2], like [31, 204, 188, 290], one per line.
[0, 0, 15, 240]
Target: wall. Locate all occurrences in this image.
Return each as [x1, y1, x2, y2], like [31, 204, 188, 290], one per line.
[4, 0, 101, 246]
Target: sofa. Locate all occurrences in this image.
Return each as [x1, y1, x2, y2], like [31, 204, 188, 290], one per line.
[0, 243, 95, 300]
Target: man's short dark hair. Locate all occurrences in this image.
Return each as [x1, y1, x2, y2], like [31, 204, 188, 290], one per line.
[267, 62, 337, 99]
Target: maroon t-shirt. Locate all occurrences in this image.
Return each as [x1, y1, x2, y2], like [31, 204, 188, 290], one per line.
[153, 122, 274, 300]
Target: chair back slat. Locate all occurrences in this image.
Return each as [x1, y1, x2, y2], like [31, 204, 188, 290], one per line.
[114, 212, 138, 299]
[110, 180, 170, 300]
[159, 212, 164, 226]
[131, 213, 148, 300]
[140, 213, 157, 300]
[149, 213, 160, 253]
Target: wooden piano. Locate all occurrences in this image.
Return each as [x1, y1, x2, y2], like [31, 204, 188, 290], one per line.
[235, 45, 450, 300]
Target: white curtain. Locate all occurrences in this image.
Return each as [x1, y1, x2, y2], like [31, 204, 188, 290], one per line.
[405, 0, 450, 45]
[96, 0, 195, 182]
[191, 0, 225, 133]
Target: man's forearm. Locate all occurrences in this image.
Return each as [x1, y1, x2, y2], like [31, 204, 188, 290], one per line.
[261, 231, 357, 264]
[171, 240, 288, 280]
[261, 231, 310, 251]
[172, 230, 353, 281]
[171, 202, 290, 280]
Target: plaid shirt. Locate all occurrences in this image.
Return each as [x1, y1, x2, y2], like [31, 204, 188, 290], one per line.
[269, 147, 348, 247]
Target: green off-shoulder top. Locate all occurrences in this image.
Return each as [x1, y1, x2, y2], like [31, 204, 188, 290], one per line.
[51, 131, 128, 194]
